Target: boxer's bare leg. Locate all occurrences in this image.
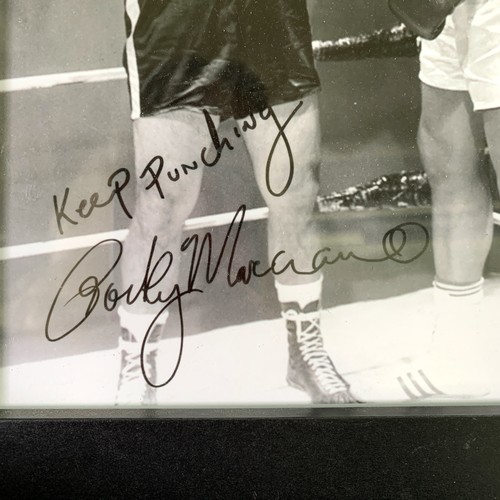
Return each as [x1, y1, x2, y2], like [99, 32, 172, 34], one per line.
[418, 85, 491, 286]
[483, 108, 500, 195]
[238, 95, 356, 403]
[240, 94, 321, 285]
[121, 110, 215, 311]
[394, 85, 491, 400]
[116, 109, 219, 404]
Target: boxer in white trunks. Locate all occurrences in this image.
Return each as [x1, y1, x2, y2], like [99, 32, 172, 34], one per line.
[391, 0, 500, 399]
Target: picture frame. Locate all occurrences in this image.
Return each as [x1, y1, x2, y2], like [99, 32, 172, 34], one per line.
[2, 1, 500, 494]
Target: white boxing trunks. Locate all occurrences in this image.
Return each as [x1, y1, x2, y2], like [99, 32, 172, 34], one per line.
[419, 0, 500, 111]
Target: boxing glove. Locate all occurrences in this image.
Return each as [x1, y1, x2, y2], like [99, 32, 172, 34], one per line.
[388, 0, 463, 40]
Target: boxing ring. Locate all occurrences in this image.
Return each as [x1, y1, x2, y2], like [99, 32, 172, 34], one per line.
[2, 23, 500, 406]
[0, 24, 498, 262]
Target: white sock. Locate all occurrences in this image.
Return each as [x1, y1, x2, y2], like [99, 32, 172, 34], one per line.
[432, 278, 484, 353]
[118, 306, 169, 342]
[275, 276, 323, 310]
[434, 278, 484, 308]
[395, 278, 489, 398]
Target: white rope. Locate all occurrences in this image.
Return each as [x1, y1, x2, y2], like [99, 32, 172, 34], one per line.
[0, 28, 416, 94]
[0, 67, 126, 93]
[2, 66, 499, 261]
[0, 207, 269, 261]
[3, 207, 498, 261]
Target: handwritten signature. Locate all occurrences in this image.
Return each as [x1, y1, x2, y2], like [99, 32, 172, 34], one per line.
[45, 205, 429, 388]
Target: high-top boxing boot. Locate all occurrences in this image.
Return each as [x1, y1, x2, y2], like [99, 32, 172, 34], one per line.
[282, 301, 357, 404]
[115, 324, 163, 405]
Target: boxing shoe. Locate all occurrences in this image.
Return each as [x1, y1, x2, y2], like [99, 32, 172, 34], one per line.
[396, 304, 491, 401]
[388, 0, 463, 40]
[115, 325, 163, 405]
[396, 349, 490, 401]
[282, 301, 357, 404]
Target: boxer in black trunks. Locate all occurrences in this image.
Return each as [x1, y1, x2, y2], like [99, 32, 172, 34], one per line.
[116, 0, 356, 405]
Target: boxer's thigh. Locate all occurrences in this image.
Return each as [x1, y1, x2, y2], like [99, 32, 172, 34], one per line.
[132, 109, 220, 216]
[238, 94, 320, 201]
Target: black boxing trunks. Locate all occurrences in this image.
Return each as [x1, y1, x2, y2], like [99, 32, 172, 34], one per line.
[124, 0, 320, 120]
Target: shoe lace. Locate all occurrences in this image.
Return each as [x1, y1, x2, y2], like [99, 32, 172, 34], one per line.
[283, 309, 348, 394]
[118, 338, 157, 392]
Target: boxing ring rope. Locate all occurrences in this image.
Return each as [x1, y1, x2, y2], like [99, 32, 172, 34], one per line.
[0, 26, 417, 94]
[0, 67, 126, 94]
[0, 208, 270, 260]
[1, 25, 498, 261]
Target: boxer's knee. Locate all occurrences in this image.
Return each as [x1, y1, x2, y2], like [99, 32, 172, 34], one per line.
[132, 186, 200, 240]
[418, 115, 481, 188]
[417, 119, 450, 184]
[263, 153, 320, 217]
[418, 86, 484, 186]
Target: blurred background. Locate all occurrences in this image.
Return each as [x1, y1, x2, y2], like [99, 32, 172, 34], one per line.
[1, 1, 433, 369]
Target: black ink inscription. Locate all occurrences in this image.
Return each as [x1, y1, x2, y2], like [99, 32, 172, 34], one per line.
[53, 168, 132, 235]
[139, 101, 304, 198]
[46, 205, 429, 388]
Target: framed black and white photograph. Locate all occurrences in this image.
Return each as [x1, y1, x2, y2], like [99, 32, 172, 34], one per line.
[2, 1, 500, 496]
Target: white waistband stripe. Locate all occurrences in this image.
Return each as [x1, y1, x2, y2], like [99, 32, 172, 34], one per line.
[124, 0, 142, 119]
